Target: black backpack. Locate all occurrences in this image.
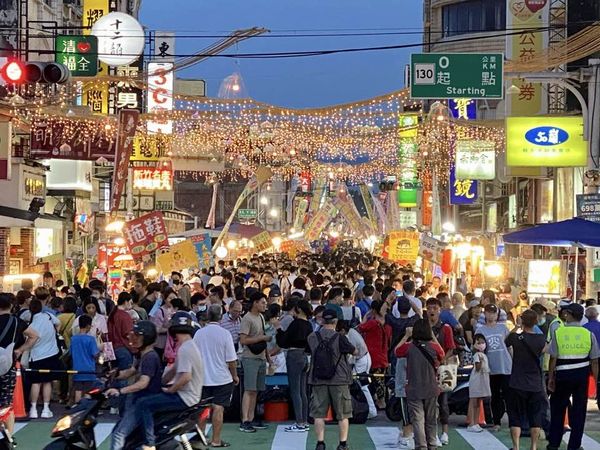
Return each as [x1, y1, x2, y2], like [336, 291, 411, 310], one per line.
[313, 332, 342, 380]
[349, 307, 361, 328]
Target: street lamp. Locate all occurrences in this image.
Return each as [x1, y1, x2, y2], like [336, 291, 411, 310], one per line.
[269, 208, 279, 218]
[260, 196, 268, 205]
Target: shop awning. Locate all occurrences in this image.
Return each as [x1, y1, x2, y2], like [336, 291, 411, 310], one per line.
[503, 218, 600, 247]
[0, 206, 35, 228]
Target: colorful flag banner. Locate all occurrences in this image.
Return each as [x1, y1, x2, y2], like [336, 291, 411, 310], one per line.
[189, 233, 212, 268]
[110, 109, 140, 214]
[304, 201, 338, 242]
[293, 197, 309, 231]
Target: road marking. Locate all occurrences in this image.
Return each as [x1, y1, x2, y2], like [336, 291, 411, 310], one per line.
[563, 431, 600, 450]
[94, 423, 115, 446]
[13, 423, 28, 434]
[456, 429, 508, 449]
[271, 424, 308, 450]
[366, 426, 400, 449]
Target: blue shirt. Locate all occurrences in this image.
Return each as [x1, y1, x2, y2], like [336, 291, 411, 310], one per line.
[356, 298, 372, 316]
[584, 320, 600, 350]
[440, 309, 459, 329]
[71, 334, 98, 382]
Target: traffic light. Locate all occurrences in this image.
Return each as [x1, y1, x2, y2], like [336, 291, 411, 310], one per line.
[0, 60, 70, 84]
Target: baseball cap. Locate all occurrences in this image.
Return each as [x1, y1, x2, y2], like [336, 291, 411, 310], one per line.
[269, 285, 282, 298]
[208, 276, 223, 287]
[188, 276, 202, 285]
[322, 309, 338, 323]
[563, 303, 584, 317]
[558, 299, 572, 310]
[483, 303, 498, 313]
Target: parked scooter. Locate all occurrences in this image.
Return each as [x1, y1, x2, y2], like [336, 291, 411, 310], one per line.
[43, 387, 210, 450]
[0, 407, 15, 450]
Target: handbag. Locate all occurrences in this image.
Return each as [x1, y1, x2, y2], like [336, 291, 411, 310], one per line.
[247, 314, 268, 355]
[58, 314, 75, 366]
[415, 342, 457, 393]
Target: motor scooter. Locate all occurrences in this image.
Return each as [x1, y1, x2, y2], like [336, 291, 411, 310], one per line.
[43, 387, 210, 450]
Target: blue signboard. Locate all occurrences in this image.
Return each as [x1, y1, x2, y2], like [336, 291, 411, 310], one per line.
[448, 98, 477, 120]
[450, 167, 478, 205]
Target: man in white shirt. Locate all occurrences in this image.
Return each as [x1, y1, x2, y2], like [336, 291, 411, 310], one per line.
[194, 305, 239, 447]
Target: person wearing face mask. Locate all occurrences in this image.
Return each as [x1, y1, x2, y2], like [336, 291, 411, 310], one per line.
[89, 279, 114, 317]
[467, 334, 491, 433]
[220, 300, 242, 350]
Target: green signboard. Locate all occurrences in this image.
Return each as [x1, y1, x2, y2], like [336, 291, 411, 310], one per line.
[238, 208, 258, 220]
[55, 35, 98, 77]
[410, 53, 503, 99]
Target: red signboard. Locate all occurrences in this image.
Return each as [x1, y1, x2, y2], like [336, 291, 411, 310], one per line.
[110, 109, 140, 214]
[97, 243, 130, 268]
[123, 211, 169, 261]
[31, 119, 116, 161]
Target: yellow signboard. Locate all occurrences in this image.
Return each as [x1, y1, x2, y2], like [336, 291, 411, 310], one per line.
[506, 117, 586, 167]
[251, 231, 272, 253]
[131, 135, 170, 162]
[387, 230, 419, 264]
[82, 0, 109, 114]
[157, 240, 199, 273]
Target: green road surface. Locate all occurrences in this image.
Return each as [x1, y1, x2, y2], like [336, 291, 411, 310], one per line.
[10, 420, 600, 449]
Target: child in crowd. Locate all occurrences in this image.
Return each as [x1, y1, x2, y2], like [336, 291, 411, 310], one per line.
[71, 315, 101, 403]
[467, 333, 491, 433]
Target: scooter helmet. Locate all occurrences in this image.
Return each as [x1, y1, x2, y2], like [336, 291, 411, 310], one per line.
[132, 320, 157, 348]
[168, 314, 196, 337]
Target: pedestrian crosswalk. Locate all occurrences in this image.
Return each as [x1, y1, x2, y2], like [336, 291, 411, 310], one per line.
[10, 421, 600, 449]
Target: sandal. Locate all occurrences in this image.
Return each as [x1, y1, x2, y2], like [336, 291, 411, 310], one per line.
[211, 442, 231, 448]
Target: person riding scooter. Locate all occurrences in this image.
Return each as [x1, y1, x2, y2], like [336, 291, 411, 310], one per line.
[108, 321, 163, 450]
[133, 315, 204, 450]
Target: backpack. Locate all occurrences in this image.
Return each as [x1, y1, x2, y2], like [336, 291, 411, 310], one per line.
[349, 307, 361, 328]
[313, 332, 342, 380]
[0, 316, 18, 376]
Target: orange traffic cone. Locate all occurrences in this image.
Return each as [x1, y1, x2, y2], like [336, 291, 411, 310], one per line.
[478, 399, 486, 426]
[12, 362, 27, 421]
[325, 406, 334, 422]
[564, 410, 570, 429]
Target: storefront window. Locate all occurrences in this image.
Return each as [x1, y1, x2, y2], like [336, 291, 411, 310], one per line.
[442, 0, 506, 37]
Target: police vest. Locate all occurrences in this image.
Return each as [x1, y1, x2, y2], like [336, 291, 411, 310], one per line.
[555, 326, 592, 372]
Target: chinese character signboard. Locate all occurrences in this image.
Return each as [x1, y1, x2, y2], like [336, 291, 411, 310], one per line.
[83, 0, 107, 32]
[506, 117, 586, 167]
[123, 211, 169, 261]
[30, 119, 116, 160]
[506, 0, 549, 116]
[450, 167, 478, 205]
[238, 209, 258, 220]
[132, 167, 173, 190]
[91, 12, 145, 67]
[387, 230, 419, 264]
[153, 32, 175, 62]
[251, 231, 273, 253]
[97, 242, 130, 268]
[410, 53, 503, 99]
[397, 114, 419, 208]
[147, 62, 174, 134]
[131, 135, 170, 161]
[455, 140, 496, 180]
[448, 99, 476, 120]
[55, 35, 98, 77]
[115, 57, 143, 114]
[419, 234, 447, 265]
[576, 194, 600, 223]
[110, 109, 140, 213]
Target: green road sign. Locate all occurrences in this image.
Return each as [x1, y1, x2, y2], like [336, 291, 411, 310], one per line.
[238, 208, 258, 220]
[410, 53, 503, 99]
[55, 35, 98, 77]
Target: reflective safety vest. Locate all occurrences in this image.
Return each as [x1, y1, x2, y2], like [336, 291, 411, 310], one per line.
[555, 325, 592, 371]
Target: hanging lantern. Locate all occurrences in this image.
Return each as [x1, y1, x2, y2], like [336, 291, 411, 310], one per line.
[441, 249, 454, 274]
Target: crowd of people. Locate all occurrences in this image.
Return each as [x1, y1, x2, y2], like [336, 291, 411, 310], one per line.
[0, 247, 598, 450]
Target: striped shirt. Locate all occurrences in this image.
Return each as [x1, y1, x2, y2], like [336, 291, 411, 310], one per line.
[220, 313, 241, 346]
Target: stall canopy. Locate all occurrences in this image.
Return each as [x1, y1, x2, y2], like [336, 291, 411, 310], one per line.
[503, 218, 600, 247]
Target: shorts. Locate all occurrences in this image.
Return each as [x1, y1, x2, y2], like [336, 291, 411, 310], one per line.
[73, 380, 98, 393]
[202, 382, 235, 407]
[310, 385, 353, 421]
[241, 358, 266, 392]
[0, 367, 17, 409]
[507, 388, 546, 428]
[28, 353, 64, 384]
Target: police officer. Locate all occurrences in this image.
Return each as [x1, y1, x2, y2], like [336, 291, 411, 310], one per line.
[547, 303, 599, 450]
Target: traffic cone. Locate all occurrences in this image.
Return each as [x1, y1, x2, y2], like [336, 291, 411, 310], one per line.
[12, 362, 27, 421]
[478, 399, 486, 426]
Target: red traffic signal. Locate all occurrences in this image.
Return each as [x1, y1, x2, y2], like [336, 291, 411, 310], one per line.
[0, 60, 70, 84]
[1, 60, 24, 83]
